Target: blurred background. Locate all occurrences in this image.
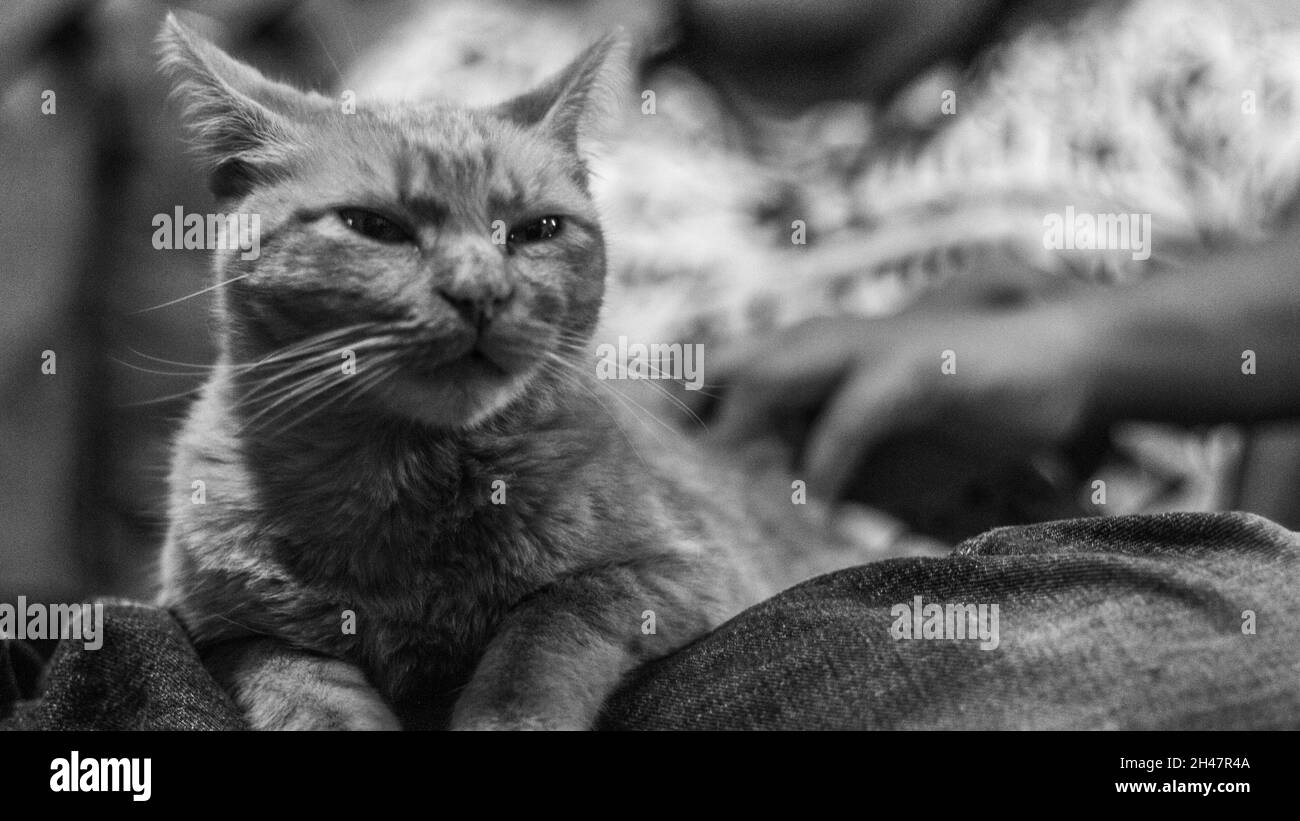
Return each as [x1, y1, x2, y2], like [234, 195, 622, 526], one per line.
[4, 0, 1300, 607]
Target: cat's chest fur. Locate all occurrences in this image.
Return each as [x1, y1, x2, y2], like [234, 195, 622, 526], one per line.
[282, 455, 596, 690]
[166, 377, 631, 704]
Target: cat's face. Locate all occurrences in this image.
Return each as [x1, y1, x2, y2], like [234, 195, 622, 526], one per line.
[159, 15, 623, 428]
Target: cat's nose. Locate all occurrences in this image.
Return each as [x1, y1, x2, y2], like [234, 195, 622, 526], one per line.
[436, 284, 514, 329]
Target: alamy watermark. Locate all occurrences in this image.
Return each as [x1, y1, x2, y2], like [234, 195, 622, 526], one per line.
[890, 595, 1000, 650]
[1043, 206, 1151, 261]
[50, 751, 151, 801]
[0, 597, 104, 650]
[152, 206, 261, 260]
[595, 336, 705, 391]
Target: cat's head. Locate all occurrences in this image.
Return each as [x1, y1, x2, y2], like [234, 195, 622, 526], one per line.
[157, 13, 625, 429]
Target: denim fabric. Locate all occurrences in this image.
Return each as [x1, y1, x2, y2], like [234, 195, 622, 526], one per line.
[3, 513, 1298, 730]
[600, 512, 1300, 729]
[2, 600, 244, 730]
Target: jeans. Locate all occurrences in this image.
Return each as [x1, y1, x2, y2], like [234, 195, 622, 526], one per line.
[4, 513, 1298, 730]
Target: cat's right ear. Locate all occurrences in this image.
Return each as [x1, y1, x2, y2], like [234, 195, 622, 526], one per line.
[157, 13, 308, 199]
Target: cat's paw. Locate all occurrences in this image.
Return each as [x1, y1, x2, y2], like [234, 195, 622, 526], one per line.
[448, 701, 589, 730]
[244, 690, 402, 731]
[449, 714, 583, 731]
[216, 641, 402, 731]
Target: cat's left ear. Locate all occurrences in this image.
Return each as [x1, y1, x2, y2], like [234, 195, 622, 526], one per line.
[494, 32, 629, 154]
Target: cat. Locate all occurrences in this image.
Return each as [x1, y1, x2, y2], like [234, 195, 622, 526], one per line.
[155, 12, 860, 730]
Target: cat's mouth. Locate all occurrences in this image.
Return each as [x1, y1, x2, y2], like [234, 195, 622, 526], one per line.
[423, 347, 511, 381]
[410, 330, 527, 380]
[382, 328, 540, 428]
[463, 349, 508, 374]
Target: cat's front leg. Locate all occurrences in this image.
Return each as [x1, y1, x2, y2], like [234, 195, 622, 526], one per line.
[451, 559, 725, 730]
[206, 638, 401, 731]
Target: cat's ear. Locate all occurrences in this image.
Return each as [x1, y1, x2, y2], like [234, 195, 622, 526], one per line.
[495, 32, 629, 154]
[156, 12, 312, 198]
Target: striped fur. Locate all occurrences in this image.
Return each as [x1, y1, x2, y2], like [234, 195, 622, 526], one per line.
[155, 14, 859, 730]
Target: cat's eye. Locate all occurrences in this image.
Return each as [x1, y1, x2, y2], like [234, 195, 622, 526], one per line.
[507, 216, 563, 246]
[337, 209, 412, 244]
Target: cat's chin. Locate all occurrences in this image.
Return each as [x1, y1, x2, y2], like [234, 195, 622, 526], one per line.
[379, 360, 535, 429]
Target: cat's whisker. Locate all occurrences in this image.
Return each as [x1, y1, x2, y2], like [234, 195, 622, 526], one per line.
[549, 335, 726, 396]
[547, 340, 710, 429]
[110, 357, 213, 379]
[237, 331, 406, 405]
[303, 16, 346, 85]
[205, 608, 275, 638]
[239, 354, 340, 404]
[124, 348, 222, 371]
[251, 325, 385, 366]
[267, 372, 376, 438]
[237, 350, 361, 423]
[549, 331, 727, 392]
[540, 350, 676, 446]
[115, 333, 405, 392]
[126, 345, 338, 376]
[128, 274, 250, 315]
[242, 345, 406, 436]
[337, 362, 393, 410]
[619, 372, 710, 431]
[543, 346, 699, 439]
[533, 354, 652, 471]
[121, 384, 208, 407]
[591, 377, 683, 443]
[272, 356, 401, 437]
[240, 368, 347, 435]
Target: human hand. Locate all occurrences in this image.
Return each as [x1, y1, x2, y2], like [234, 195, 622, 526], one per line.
[702, 304, 1097, 502]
